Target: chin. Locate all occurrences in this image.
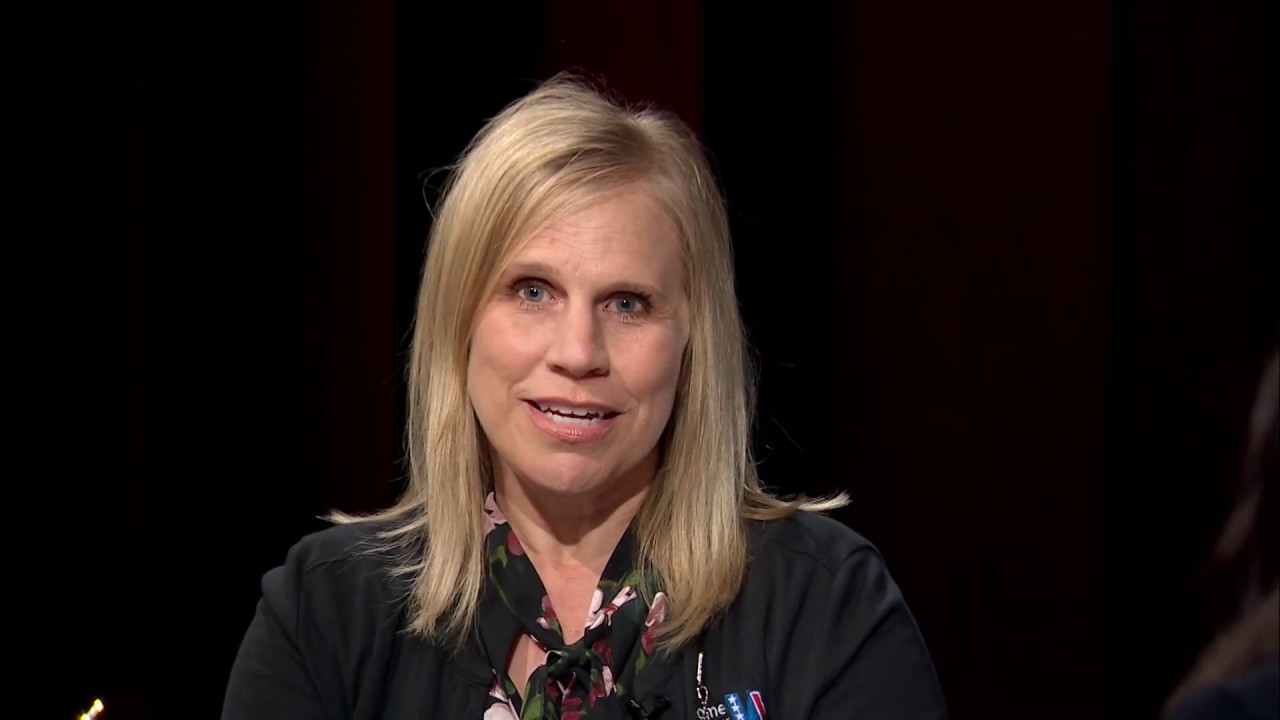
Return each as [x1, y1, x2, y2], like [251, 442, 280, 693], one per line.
[518, 457, 614, 497]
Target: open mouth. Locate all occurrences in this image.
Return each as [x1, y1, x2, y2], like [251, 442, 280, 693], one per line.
[524, 400, 621, 426]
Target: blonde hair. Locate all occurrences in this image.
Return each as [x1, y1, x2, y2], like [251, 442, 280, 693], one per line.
[337, 73, 847, 650]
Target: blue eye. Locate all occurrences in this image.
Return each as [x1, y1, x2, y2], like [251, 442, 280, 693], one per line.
[609, 295, 647, 315]
[518, 285, 548, 302]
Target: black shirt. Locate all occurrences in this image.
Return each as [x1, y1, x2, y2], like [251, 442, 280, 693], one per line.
[222, 511, 948, 719]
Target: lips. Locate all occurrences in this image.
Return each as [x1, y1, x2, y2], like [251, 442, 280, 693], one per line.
[524, 399, 621, 420]
[523, 399, 622, 443]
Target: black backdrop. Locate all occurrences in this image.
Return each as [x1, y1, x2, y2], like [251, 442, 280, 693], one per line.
[38, 1, 1277, 717]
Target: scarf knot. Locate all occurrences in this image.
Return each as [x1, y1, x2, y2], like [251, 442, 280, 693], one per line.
[478, 493, 673, 720]
[545, 640, 599, 682]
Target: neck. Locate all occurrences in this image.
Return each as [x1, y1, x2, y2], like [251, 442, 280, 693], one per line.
[493, 457, 654, 573]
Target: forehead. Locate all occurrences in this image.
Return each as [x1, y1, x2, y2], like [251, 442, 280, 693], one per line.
[504, 189, 685, 282]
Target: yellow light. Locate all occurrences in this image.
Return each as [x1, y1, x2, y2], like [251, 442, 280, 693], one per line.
[78, 698, 105, 719]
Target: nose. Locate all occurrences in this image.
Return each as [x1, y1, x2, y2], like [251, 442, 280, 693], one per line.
[545, 302, 609, 379]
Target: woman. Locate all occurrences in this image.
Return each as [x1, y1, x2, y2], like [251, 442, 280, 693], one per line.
[223, 74, 948, 720]
[1164, 348, 1278, 720]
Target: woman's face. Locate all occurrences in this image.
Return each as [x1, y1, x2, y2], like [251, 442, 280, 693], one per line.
[468, 187, 690, 501]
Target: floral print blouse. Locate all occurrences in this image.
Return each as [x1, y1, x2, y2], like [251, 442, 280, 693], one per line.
[479, 494, 671, 720]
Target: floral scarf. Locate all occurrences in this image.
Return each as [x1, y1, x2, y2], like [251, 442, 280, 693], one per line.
[479, 494, 671, 720]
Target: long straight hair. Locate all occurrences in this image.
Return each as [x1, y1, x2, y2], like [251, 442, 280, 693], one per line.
[335, 74, 846, 651]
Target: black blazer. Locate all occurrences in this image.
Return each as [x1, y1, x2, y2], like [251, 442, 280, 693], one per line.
[222, 511, 948, 719]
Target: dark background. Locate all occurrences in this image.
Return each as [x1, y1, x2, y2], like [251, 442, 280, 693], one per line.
[37, 0, 1276, 717]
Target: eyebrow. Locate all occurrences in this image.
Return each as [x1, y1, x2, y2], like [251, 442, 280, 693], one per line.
[500, 260, 668, 300]
[501, 260, 558, 279]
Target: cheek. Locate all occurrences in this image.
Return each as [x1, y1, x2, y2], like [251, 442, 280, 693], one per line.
[468, 312, 539, 405]
[618, 329, 687, 410]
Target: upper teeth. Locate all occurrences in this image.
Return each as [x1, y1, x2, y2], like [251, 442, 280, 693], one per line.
[541, 403, 601, 418]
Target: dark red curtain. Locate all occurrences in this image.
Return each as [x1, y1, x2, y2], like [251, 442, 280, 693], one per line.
[51, 0, 1277, 717]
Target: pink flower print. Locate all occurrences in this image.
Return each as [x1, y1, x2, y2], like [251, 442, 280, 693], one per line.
[584, 588, 605, 626]
[641, 591, 669, 656]
[484, 702, 517, 720]
[592, 638, 615, 668]
[602, 665, 615, 694]
[584, 589, 607, 630]
[536, 594, 559, 631]
[586, 665, 616, 706]
[507, 531, 525, 557]
[585, 586, 638, 630]
[483, 492, 507, 536]
[486, 677, 518, 720]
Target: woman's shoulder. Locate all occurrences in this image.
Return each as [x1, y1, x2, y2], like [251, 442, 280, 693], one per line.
[280, 519, 401, 572]
[726, 511, 948, 718]
[226, 520, 441, 716]
[260, 519, 411, 622]
[746, 509, 878, 573]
